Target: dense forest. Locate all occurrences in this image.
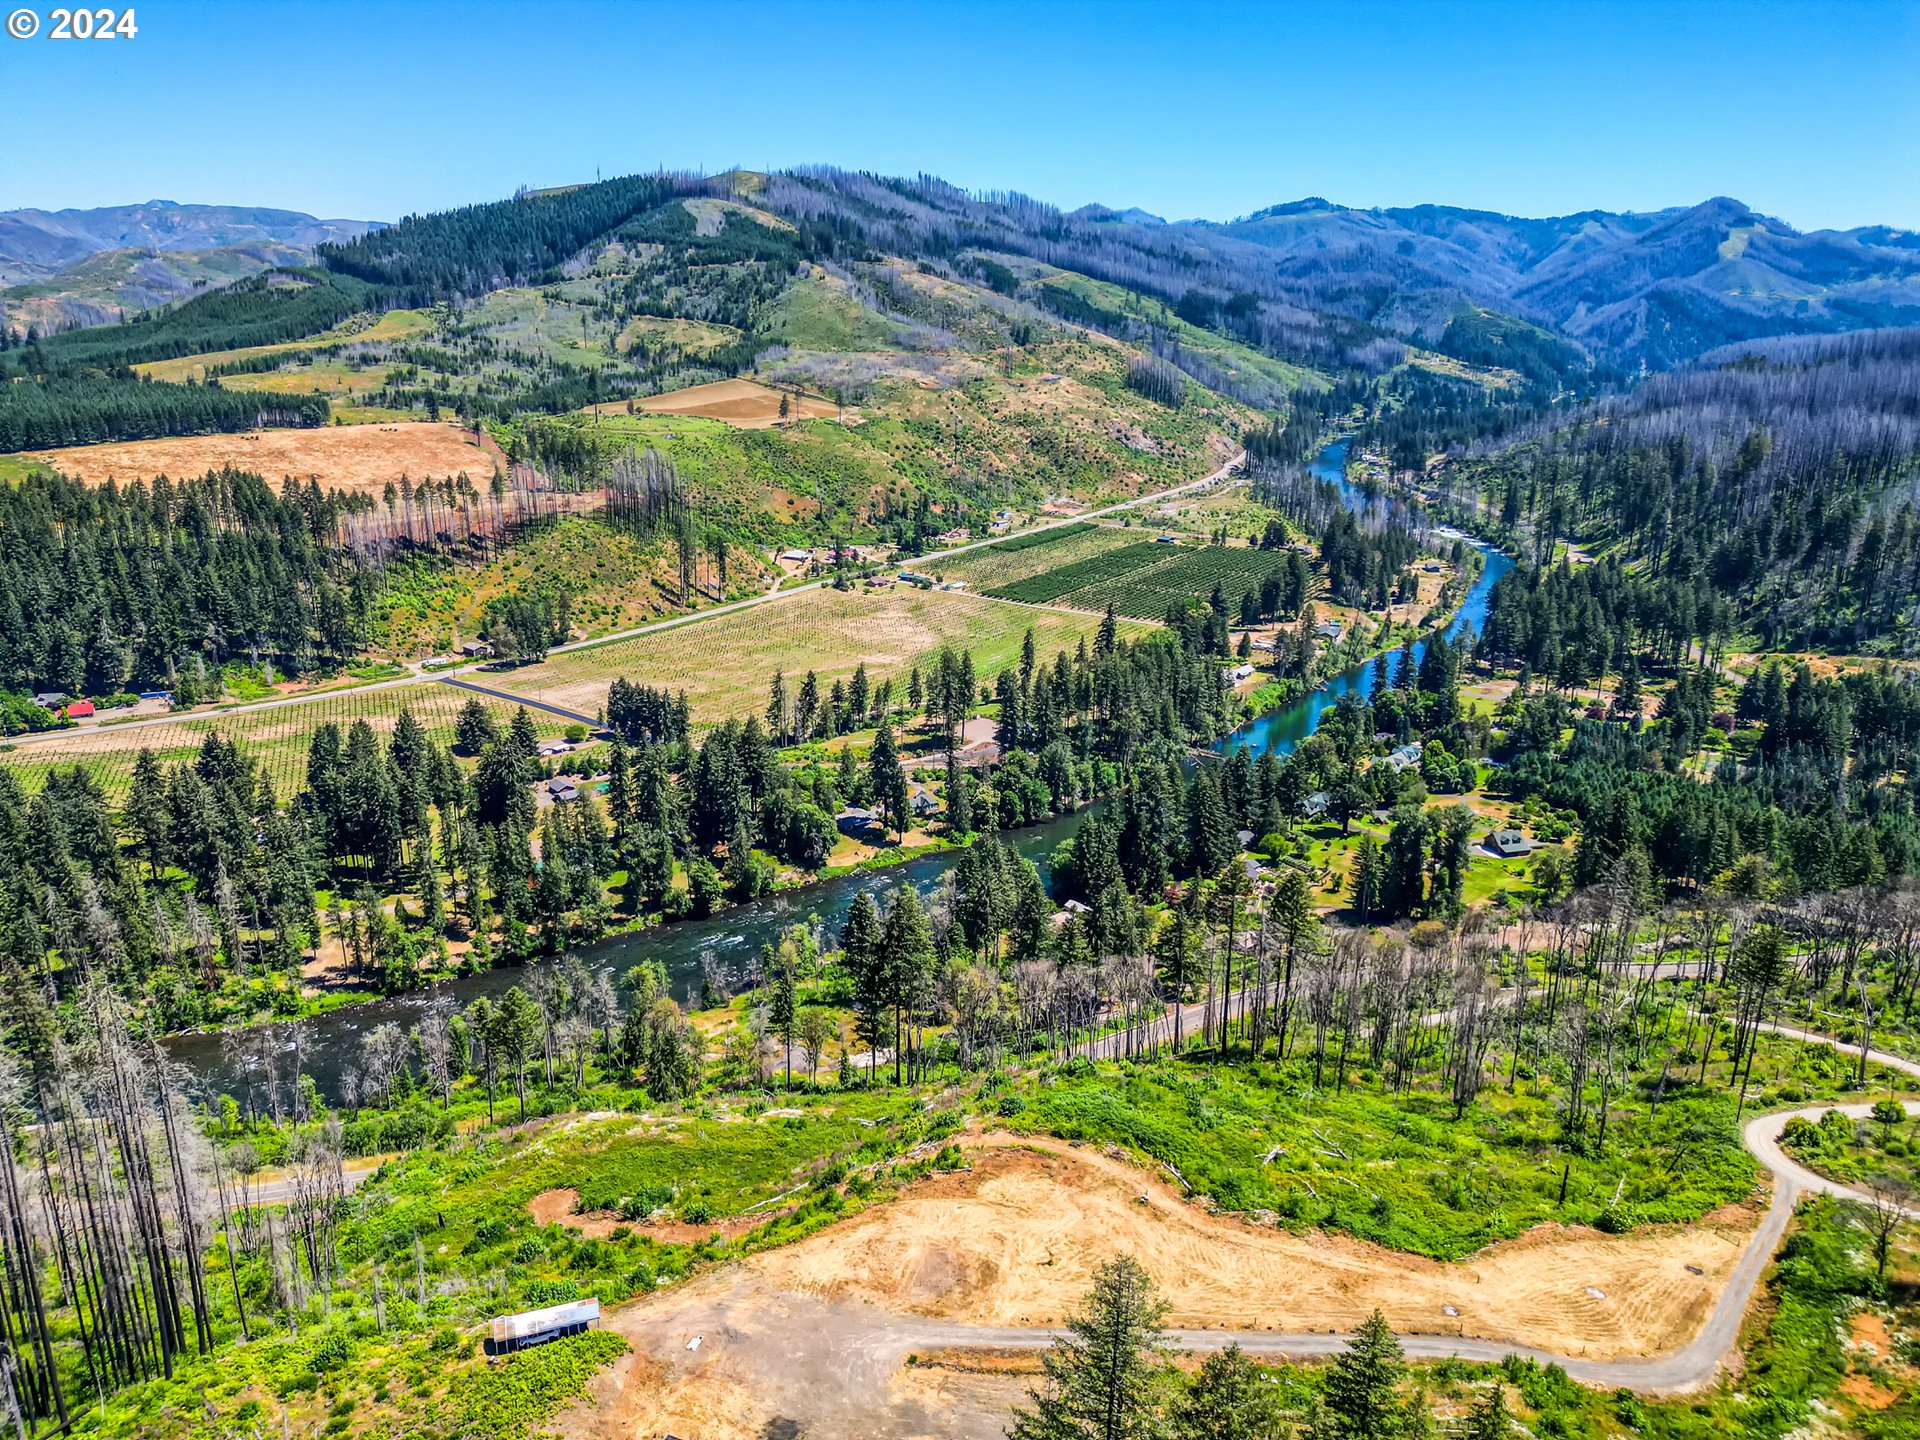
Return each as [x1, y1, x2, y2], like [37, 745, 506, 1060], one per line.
[1448, 328, 1920, 651]
[0, 468, 374, 702]
[319, 175, 678, 300]
[0, 373, 328, 450]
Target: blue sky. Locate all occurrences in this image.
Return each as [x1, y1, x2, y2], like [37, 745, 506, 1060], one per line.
[4, 0, 1915, 229]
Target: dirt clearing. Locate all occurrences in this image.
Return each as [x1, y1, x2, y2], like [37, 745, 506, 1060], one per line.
[618, 377, 842, 428]
[23, 422, 502, 492]
[558, 1134, 1764, 1438]
[755, 1135, 1754, 1361]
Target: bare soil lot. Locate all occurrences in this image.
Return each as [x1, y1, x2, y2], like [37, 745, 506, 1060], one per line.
[586, 378, 843, 429]
[22, 421, 502, 493]
[559, 1134, 1761, 1439]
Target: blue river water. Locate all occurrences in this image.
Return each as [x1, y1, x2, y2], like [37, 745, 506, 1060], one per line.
[165, 438, 1512, 1096]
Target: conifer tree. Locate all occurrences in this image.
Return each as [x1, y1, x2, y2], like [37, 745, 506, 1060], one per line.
[1010, 1255, 1172, 1440]
[1319, 1310, 1417, 1439]
[1171, 1343, 1282, 1440]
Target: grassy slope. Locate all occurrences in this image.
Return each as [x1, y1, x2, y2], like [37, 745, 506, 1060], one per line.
[367, 514, 774, 658]
[1037, 268, 1326, 396]
[132, 307, 436, 382]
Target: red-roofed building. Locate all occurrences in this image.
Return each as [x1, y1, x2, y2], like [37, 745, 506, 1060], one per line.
[63, 700, 94, 718]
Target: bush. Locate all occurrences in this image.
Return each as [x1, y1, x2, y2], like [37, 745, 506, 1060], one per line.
[521, 1278, 582, 1306]
[307, 1330, 355, 1373]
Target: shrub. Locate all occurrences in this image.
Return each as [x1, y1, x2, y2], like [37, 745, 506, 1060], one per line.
[521, 1278, 582, 1306]
[307, 1331, 355, 1373]
[447, 1330, 629, 1440]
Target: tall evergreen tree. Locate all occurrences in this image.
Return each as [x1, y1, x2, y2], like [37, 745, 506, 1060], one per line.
[1009, 1255, 1171, 1440]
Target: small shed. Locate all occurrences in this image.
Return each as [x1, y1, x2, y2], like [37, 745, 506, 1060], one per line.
[459, 640, 494, 659]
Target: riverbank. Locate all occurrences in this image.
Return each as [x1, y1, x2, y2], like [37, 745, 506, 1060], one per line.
[166, 435, 1512, 1097]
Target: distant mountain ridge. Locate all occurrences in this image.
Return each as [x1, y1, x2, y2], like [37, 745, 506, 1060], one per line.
[0, 201, 378, 283]
[1199, 195, 1920, 368]
[5, 182, 1914, 373]
[0, 201, 381, 334]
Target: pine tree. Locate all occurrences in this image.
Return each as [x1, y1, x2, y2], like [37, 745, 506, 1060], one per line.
[125, 749, 172, 878]
[1010, 1255, 1172, 1440]
[1186, 769, 1235, 878]
[489, 985, 543, 1122]
[1171, 1343, 1282, 1440]
[769, 949, 798, 1088]
[1320, 1310, 1413, 1439]
[840, 893, 886, 1082]
[869, 721, 908, 839]
[765, 669, 788, 742]
[1351, 836, 1383, 923]
[881, 888, 934, 1084]
[945, 754, 972, 836]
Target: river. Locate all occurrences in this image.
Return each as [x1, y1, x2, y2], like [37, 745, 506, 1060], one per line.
[165, 438, 1512, 1098]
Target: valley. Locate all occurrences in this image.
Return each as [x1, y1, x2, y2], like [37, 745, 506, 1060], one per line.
[2, 51, 1919, 1440]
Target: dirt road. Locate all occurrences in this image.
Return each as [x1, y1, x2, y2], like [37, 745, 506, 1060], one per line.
[559, 1014, 1920, 1438]
[0, 451, 1244, 755]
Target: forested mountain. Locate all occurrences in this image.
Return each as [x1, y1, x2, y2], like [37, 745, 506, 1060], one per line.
[1208, 195, 1920, 368]
[8, 177, 1914, 383]
[1454, 327, 1920, 652]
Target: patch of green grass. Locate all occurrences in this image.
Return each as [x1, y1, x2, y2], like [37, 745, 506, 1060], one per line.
[931, 523, 1138, 590]
[1008, 1055, 1759, 1258]
[767, 274, 903, 351]
[446, 1330, 629, 1440]
[469, 1093, 912, 1220]
[0, 452, 54, 484]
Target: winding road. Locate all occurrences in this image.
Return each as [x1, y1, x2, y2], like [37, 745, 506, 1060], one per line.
[773, 1002, 1920, 1397]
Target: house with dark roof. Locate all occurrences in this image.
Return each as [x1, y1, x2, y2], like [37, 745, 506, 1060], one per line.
[1486, 828, 1537, 858]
